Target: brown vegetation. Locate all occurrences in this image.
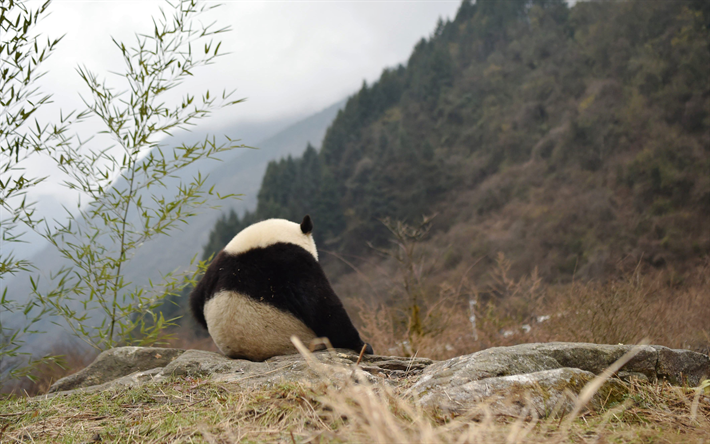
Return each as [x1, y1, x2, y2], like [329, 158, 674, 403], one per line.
[1, 345, 709, 443]
[334, 226, 710, 361]
[0, 344, 97, 398]
[6, 245, 708, 398]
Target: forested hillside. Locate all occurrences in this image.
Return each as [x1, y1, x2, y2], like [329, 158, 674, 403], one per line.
[201, 0, 710, 285]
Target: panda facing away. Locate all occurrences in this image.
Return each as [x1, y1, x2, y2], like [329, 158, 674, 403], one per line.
[189, 215, 373, 361]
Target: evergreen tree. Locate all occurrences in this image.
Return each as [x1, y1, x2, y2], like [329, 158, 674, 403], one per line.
[196, 0, 710, 287]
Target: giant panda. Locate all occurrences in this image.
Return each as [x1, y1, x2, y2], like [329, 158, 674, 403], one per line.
[189, 215, 373, 361]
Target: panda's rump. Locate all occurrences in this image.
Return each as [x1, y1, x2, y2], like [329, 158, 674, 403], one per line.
[204, 290, 317, 361]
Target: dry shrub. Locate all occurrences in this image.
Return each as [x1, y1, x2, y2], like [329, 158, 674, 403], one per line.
[540, 272, 663, 345]
[347, 251, 548, 360]
[476, 258, 710, 351]
[344, 215, 481, 360]
[652, 260, 710, 351]
[347, 237, 710, 360]
[352, 281, 479, 360]
[472, 253, 546, 347]
[538, 260, 710, 350]
[1, 344, 97, 397]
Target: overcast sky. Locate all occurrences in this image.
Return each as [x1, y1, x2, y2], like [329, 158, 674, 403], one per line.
[37, 0, 461, 128]
[3, 0, 461, 256]
[20, 0, 460, 200]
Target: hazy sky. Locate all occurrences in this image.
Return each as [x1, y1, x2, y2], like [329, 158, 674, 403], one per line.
[35, 0, 461, 128]
[3, 0, 460, 256]
[19, 0, 460, 201]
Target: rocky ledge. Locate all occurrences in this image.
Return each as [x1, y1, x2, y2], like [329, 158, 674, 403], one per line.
[46, 342, 709, 418]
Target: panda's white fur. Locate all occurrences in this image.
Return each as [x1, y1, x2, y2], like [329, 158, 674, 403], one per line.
[205, 291, 317, 361]
[205, 218, 318, 359]
[224, 218, 318, 260]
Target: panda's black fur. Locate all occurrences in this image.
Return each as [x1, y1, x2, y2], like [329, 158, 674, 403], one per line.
[189, 215, 373, 361]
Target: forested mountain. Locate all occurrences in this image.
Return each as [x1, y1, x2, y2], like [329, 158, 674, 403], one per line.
[3, 100, 346, 352]
[201, 0, 710, 284]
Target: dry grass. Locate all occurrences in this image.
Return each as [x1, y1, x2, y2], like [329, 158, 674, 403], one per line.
[1, 343, 709, 444]
[3, 223, 709, 443]
[1, 345, 98, 398]
[339, 250, 710, 361]
[537, 267, 710, 349]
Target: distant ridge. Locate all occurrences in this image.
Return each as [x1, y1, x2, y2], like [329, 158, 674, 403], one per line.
[206, 98, 348, 218]
[2, 97, 347, 352]
[118, 97, 348, 290]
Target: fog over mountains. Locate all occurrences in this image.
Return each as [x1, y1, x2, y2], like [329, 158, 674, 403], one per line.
[3, 98, 345, 351]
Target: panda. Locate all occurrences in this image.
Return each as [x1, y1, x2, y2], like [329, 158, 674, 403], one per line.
[189, 215, 373, 361]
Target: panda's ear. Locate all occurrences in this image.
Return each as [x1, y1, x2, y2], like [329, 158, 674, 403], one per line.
[300, 215, 313, 235]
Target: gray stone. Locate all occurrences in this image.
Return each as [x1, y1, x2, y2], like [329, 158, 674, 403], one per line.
[410, 343, 709, 398]
[160, 349, 261, 378]
[49, 347, 185, 393]
[45, 348, 433, 398]
[161, 349, 432, 388]
[408, 342, 710, 415]
[417, 367, 626, 417]
[43, 342, 710, 419]
[525, 343, 659, 378]
[653, 345, 710, 386]
[48, 368, 166, 397]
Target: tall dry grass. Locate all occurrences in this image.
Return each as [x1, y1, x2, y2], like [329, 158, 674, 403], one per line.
[343, 248, 710, 361]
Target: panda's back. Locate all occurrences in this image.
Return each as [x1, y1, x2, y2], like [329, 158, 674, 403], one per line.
[203, 243, 332, 360]
[214, 243, 332, 321]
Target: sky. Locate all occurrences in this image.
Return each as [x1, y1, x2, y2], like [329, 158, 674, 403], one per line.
[28, 0, 461, 198]
[35, 0, 461, 133]
[3, 0, 461, 256]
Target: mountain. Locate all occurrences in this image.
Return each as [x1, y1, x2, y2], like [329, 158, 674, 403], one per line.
[117, 98, 347, 289]
[1, 99, 346, 351]
[205, 0, 710, 286]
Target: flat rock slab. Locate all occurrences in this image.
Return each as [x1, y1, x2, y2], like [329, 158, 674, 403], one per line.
[46, 342, 709, 418]
[409, 342, 709, 415]
[49, 347, 185, 393]
[417, 367, 626, 417]
[48, 347, 433, 396]
[161, 349, 432, 388]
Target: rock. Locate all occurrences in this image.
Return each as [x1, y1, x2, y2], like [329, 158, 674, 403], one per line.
[160, 349, 262, 379]
[51, 368, 167, 396]
[45, 342, 710, 419]
[654, 346, 710, 386]
[49, 347, 185, 393]
[528, 343, 659, 377]
[409, 343, 710, 416]
[46, 348, 433, 397]
[417, 367, 626, 417]
[163, 349, 432, 388]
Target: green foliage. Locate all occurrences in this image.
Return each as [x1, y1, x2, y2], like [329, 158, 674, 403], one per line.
[0, 0, 247, 362]
[29, 0, 246, 351]
[205, 143, 347, 257]
[0, 0, 76, 382]
[201, 209, 239, 261]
